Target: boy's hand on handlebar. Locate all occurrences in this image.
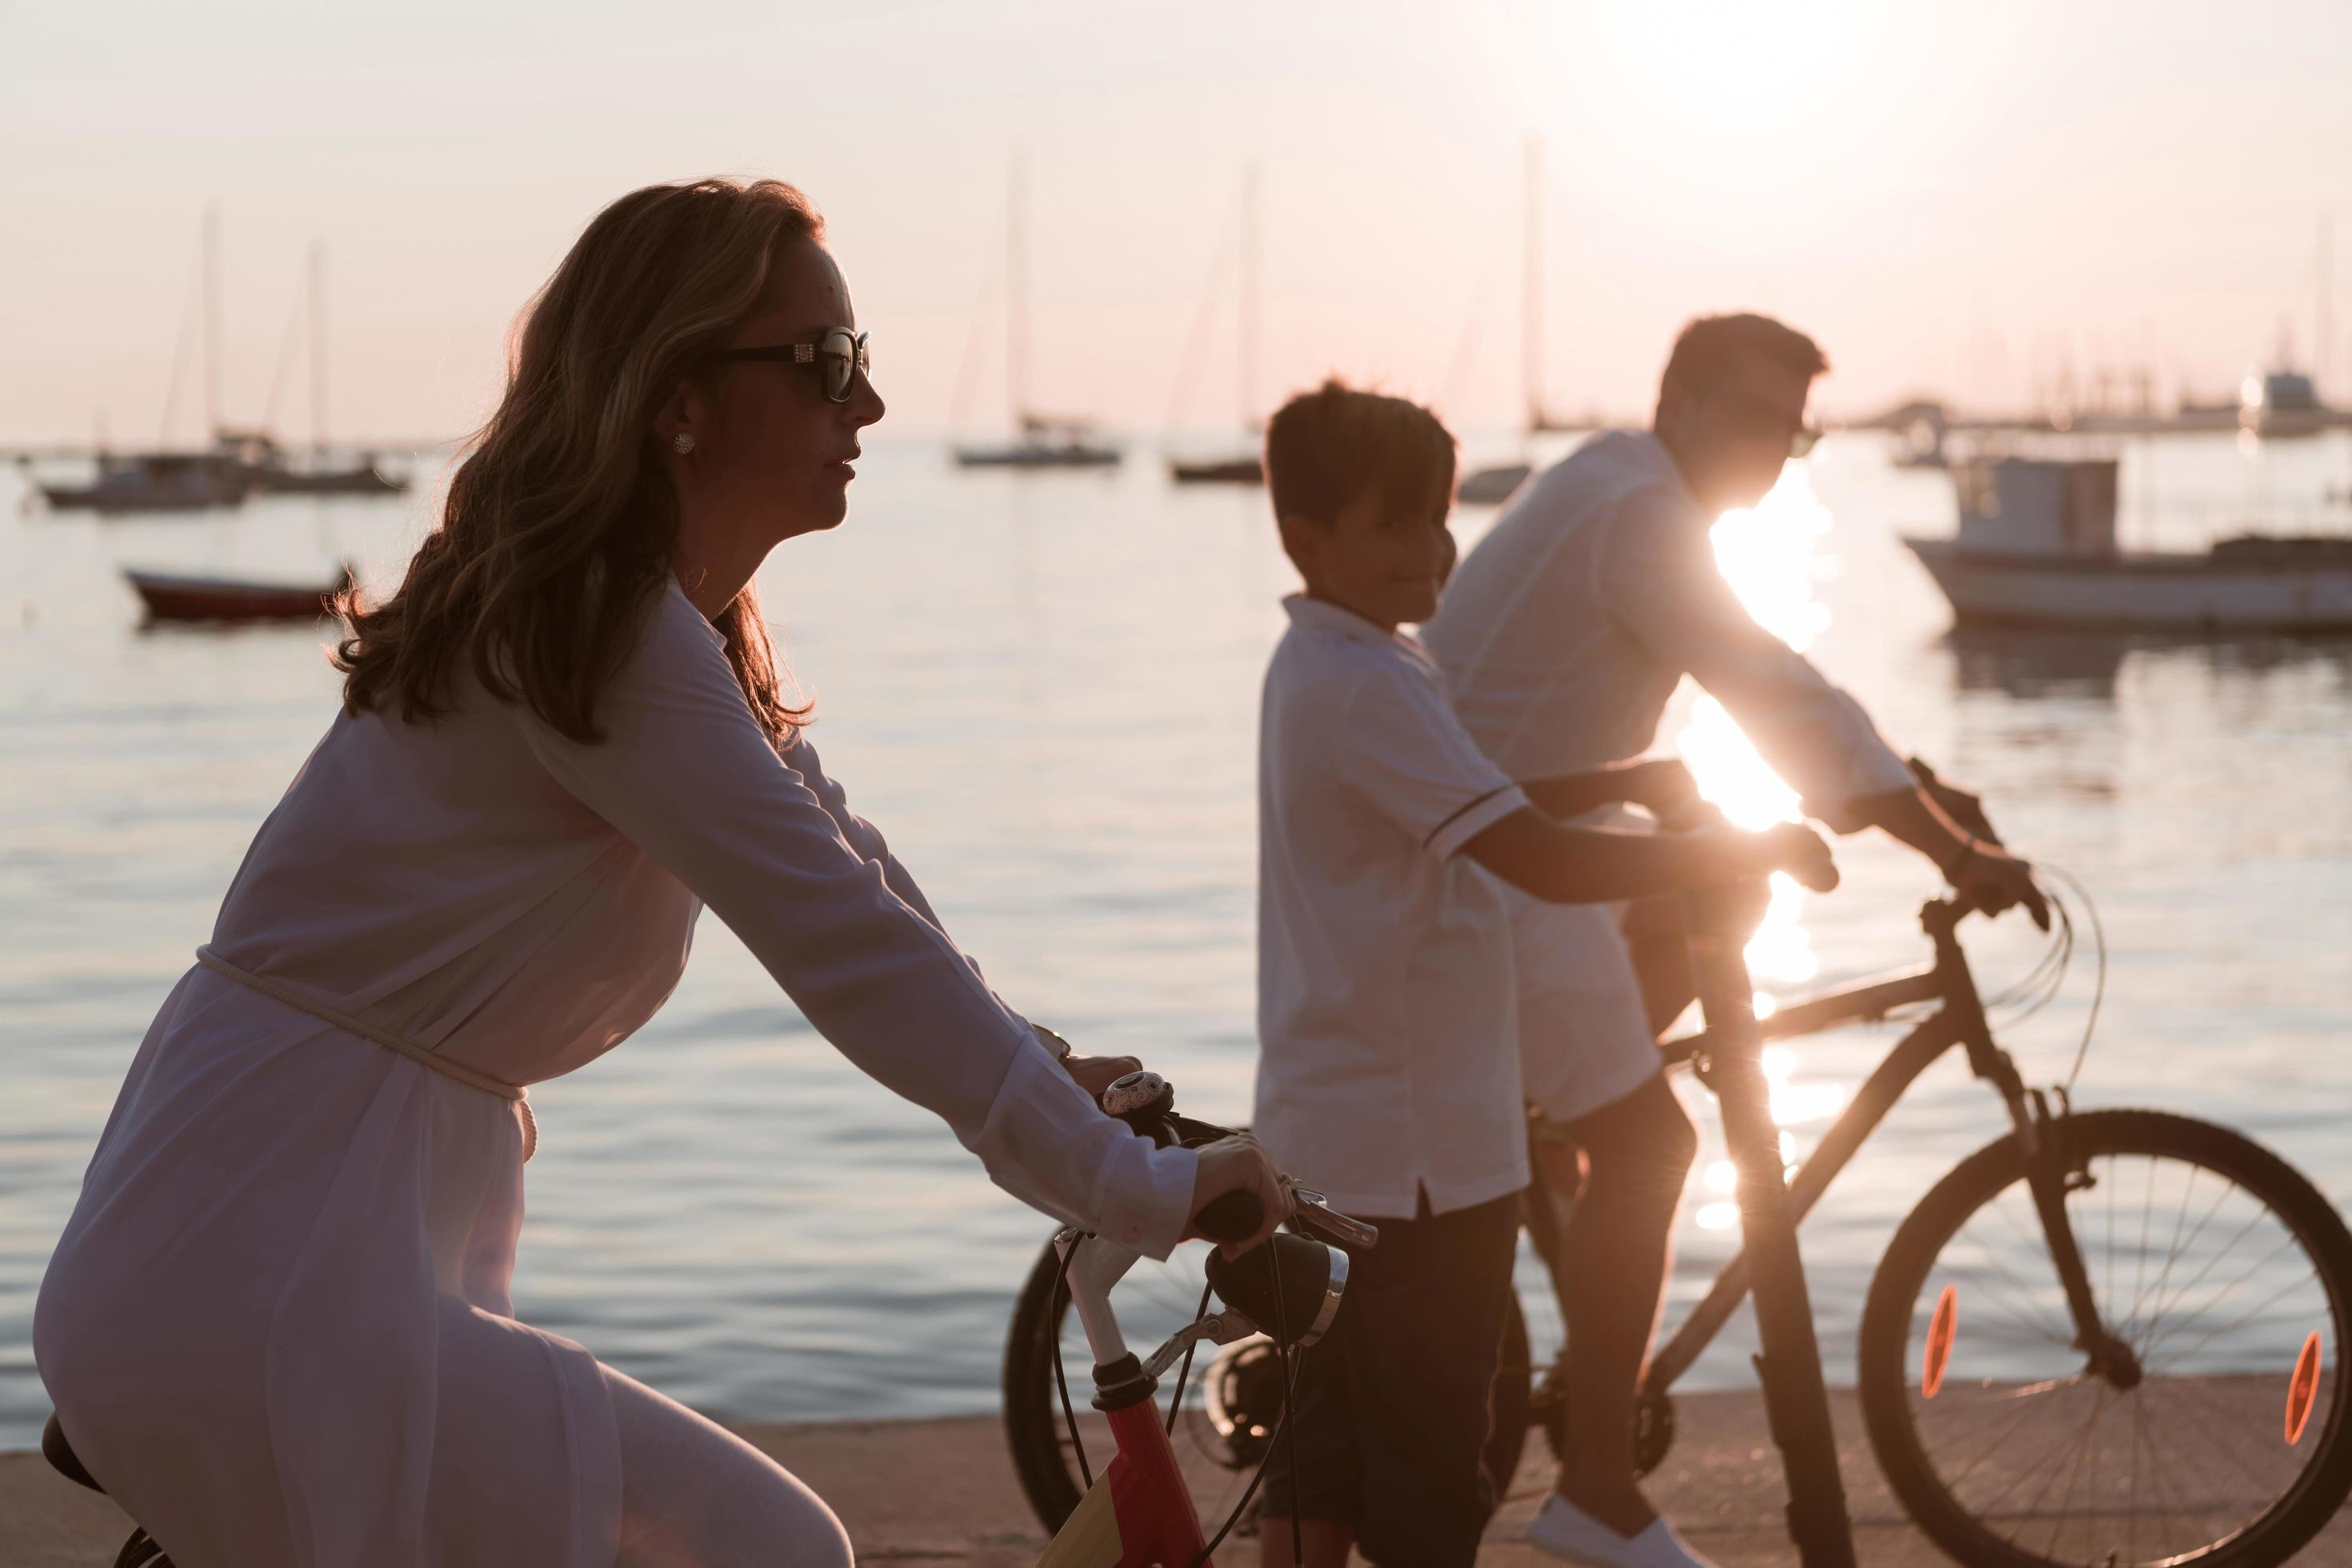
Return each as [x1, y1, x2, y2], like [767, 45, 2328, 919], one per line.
[1185, 1134, 1290, 1260]
[1950, 841, 2050, 930]
[1758, 822, 1839, 893]
[1623, 758, 1702, 818]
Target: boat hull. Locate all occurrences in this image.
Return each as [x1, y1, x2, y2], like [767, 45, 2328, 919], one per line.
[953, 446, 1122, 469]
[1457, 463, 1532, 506]
[1902, 538, 2352, 632]
[246, 465, 409, 496]
[125, 569, 346, 623]
[1167, 456, 1262, 485]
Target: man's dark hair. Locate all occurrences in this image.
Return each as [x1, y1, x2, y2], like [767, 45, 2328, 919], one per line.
[1659, 314, 1829, 404]
[1263, 379, 1456, 545]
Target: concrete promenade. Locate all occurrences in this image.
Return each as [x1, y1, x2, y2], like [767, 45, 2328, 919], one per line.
[8, 1384, 2349, 1564]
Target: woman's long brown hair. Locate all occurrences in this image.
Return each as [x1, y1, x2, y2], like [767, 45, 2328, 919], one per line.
[334, 178, 819, 748]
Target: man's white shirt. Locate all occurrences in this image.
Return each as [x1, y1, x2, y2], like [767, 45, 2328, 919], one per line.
[1422, 431, 1914, 804]
[1422, 431, 1917, 1119]
[1253, 595, 1531, 1219]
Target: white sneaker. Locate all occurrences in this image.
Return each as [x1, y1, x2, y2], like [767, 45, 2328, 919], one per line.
[1526, 1494, 1722, 1568]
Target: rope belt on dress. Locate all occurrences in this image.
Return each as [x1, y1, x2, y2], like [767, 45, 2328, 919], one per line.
[194, 945, 537, 1161]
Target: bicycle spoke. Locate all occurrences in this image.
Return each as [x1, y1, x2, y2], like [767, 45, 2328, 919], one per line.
[1958, 1206, 2078, 1346]
[2131, 1155, 2155, 1347]
[2148, 1374, 2290, 1517]
[2044, 1382, 2110, 1560]
[2117, 1151, 2135, 1363]
[1977, 1382, 2104, 1538]
[2139, 1244, 2312, 1371]
[1924, 1378, 2078, 1498]
[2127, 1171, 2235, 1345]
[2130, 1188, 2274, 1349]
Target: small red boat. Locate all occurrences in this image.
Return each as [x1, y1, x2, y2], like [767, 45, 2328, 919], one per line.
[124, 563, 354, 623]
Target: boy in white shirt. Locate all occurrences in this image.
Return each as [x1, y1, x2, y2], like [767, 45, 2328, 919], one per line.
[1251, 382, 1835, 1568]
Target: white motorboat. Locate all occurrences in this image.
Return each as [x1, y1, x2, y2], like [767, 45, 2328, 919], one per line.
[1902, 458, 2352, 633]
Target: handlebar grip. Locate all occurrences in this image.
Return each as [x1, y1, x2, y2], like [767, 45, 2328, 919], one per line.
[1194, 1190, 1264, 1246]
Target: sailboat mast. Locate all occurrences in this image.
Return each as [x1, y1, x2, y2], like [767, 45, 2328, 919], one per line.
[2318, 214, 2333, 398]
[1522, 136, 1543, 434]
[1007, 153, 1028, 429]
[203, 205, 223, 442]
[1239, 163, 1260, 432]
[310, 240, 328, 458]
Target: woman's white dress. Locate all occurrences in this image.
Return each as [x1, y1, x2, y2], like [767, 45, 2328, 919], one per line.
[34, 579, 1197, 1566]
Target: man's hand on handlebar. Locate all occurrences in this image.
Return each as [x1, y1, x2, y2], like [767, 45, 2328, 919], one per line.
[1185, 1134, 1291, 1261]
[1908, 758, 2003, 847]
[1949, 839, 2050, 930]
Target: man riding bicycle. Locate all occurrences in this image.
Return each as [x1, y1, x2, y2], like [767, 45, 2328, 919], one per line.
[1421, 312, 2047, 1568]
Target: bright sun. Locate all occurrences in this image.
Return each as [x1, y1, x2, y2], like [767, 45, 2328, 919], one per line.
[1495, 0, 1877, 149]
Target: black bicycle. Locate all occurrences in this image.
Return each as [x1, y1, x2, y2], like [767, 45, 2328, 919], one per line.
[1005, 882, 2352, 1566]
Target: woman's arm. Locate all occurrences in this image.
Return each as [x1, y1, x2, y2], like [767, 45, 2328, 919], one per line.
[786, 733, 948, 930]
[515, 589, 1198, 1257]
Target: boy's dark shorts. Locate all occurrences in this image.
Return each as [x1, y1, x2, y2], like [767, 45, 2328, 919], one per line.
[1256, 1186, 1521, 1567]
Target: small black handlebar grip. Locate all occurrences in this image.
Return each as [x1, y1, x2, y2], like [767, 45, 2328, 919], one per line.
[1194, 1190, 1264, 1246]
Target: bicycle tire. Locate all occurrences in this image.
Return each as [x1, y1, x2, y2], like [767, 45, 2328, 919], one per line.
[1858, 1110, 2352, 1568]
[1002, 1230, 1535, 1533]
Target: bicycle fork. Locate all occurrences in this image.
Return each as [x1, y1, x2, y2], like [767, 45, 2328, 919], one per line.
[1938, 913, 2142, 1391]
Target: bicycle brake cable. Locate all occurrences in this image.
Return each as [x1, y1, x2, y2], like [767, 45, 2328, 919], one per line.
[1166, 1279, 1214, 1436]
[1190, 1238, 1304, 1568]
[1274, 1240, 1302, 1568]
[2034, 862, 2107, 1092]
[1050, 1236, 1093, 1490]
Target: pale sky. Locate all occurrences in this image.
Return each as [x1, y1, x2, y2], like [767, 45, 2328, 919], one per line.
[5, 0, 2350, 446]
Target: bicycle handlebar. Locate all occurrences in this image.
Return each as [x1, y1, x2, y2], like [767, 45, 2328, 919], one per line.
[1093, 1069, 1380, 1253]
[1193, 1190, 1264, 1246]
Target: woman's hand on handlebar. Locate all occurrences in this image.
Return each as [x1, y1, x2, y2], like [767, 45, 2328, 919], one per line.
[1185, 1134, 1290, 1260]
[1060, 1052, 1142, 1100]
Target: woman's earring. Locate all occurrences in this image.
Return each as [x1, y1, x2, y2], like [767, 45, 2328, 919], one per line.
[672, 432, 697, 456]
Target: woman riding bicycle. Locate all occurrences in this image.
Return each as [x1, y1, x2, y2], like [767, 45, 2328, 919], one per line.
[33, 177, 1285, 1568]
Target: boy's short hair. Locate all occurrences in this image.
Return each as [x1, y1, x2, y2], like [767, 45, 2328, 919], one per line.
[1263, 380, 1457, 545]
[1660, 314, 1829, 402]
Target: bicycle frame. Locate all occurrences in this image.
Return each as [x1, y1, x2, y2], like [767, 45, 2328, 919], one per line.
[1528, 897, 2114, 1427]
[1514, 894, 2140, 1567]
[1038, 1231, 1219, 1568]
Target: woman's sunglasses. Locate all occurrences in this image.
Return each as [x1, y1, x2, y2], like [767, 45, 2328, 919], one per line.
[711, 327, 870, 403]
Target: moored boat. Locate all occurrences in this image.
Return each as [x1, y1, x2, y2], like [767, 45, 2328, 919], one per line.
[954, 417, 1122, 470]
[41, 450, 251, 513]
[125, 562, 354, 623]
[1903, 458, 2352, 632]
[1458, 462, 1532, 506]
[1168, 454, 1262, 485]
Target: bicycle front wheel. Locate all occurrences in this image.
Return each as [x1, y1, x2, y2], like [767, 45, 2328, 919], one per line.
[1859, 1110, 2352, 1567]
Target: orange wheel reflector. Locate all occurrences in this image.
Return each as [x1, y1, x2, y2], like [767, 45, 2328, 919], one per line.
[2286, 1330, 2324, 1446]
[1922, 1284, 1958, 1399]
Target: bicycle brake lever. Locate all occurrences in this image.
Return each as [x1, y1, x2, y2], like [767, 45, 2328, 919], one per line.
[1139, 1307, 1262, 1382]
[1290, 1189, 1378, 1250]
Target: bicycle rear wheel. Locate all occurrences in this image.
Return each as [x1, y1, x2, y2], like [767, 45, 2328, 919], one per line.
[1002, 1230, 1534, 1533]
[1859, 1110, 2352, 1567]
